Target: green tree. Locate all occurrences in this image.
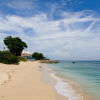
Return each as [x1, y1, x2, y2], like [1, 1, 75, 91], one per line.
[32, 52, 45, 60]
[4, 36, 27, 56]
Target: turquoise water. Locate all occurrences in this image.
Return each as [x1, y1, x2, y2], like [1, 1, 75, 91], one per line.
[47, 61, 100, 100]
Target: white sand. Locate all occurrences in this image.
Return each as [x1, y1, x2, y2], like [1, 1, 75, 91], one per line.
[0, 72, 9, 85]
[0, 61, 57, 100]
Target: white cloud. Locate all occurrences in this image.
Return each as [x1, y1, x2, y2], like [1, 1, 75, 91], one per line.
[0, 11, 100, 60]
[7, 0, 35, 10]
[60, 0, 84, 7]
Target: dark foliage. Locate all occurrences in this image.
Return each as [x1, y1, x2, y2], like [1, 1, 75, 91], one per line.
[0, 51, 19, 64]
[17, 56, 26, 62]
[32, 52, 45, 60]
[4, 36, 27, 56]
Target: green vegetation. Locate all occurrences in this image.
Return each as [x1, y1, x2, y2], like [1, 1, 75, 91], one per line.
[0, 51, 19, 64]
[17, 56, 26, 62]
[4, 36, 27, 56]
[0, 36, 49, 64]
[32, 52, 46, 60]
[0, 36, 27, 64]
[0, 51, 26, 64]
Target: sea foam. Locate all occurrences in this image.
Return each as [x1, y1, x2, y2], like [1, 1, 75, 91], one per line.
[51, 73, 83, 100]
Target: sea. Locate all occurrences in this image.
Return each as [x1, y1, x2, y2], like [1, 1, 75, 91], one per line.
[44, 61, 100, 100]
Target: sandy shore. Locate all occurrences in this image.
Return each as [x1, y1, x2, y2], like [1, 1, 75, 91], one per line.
[0, 61, 57, 100]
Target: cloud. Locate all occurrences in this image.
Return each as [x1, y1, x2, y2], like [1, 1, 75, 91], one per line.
[0, 10, 100, 60]
[60, 0, 84, 8]
[7, 0, 35, 10]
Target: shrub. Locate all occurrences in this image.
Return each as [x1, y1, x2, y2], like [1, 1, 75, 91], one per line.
[17, 56, 26, 62]
[0, 51, 19, 64]
[32, 52, 45, 60]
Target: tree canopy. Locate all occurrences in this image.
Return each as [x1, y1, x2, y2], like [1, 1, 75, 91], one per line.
[4, 36, 27, 56]
[32, 52, 45, 60]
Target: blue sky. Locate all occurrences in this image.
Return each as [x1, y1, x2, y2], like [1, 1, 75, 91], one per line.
[0, 0, 100, 60]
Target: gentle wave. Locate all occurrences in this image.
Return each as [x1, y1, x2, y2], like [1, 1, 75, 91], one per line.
[51, 73, 83, 100]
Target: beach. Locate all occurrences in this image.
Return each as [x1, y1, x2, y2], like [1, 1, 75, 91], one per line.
[0, 61, 57, 100]
[0, 60, 98, 100]
[42, 64, 85, 100]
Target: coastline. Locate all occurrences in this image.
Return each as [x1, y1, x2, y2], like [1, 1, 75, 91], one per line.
[0, 61, 57, 100]
[42, 64, 88, 100]
[0, 61, 91, 100]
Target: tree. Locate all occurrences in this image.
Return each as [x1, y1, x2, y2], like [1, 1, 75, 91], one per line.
[32, 52, 45, 60]
[4, 36, 27, 56]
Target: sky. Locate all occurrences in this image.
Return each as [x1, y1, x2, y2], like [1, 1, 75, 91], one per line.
[0, 0, 100, 60]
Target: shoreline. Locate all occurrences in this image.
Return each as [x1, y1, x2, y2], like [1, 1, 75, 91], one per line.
[0, 61, 91, 100]
[42, 64, 89, 100]
[42, 64, 68, 100]
[0, 61, 57, 100]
